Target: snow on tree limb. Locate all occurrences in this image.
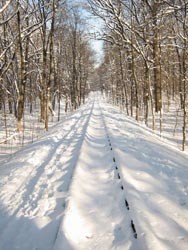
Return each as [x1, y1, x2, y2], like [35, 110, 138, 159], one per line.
[0, 0, 12, 14]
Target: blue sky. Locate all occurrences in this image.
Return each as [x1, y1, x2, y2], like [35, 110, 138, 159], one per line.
[71, 0, 104, 65]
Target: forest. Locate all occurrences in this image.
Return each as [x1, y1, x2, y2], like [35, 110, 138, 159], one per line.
[0, 1, 188, 249]
[0, 0, 188, 152]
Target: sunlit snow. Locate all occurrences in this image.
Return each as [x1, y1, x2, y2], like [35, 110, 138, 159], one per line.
[0, 94, 187, 250]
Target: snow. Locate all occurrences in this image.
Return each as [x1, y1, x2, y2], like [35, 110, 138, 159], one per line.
[0, 98, 66, 163]
[0, 94, 188, 250]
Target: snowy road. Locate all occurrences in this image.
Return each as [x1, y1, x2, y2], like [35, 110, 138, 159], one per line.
[0, 96, 188, 250]
[54, 100, 138, 250]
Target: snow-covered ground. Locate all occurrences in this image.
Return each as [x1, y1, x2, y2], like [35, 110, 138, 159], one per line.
[0, 95, 188, 250]
[108, 95, 187, 152]
[0, 99, 66, 163]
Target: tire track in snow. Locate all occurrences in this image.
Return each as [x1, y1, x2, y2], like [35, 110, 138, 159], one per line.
[1, 107, 84, 209]
[99, 102, 138, 240]
[101, 101, 188, 250]
[54, 99, 138, 250]
[0, 101, 95, 248]
[53, 101, 95, 246]
[19, 103, 94, 217]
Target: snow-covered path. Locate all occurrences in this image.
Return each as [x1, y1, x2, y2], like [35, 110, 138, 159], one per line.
[54, 100, 137, 250]
[0, 101, 95, 250]
[101, 101, 188, 250]
[0, 96, 188, 250]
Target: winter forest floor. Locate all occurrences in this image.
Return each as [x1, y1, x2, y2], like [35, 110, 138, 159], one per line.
[0, 94, 188, 250]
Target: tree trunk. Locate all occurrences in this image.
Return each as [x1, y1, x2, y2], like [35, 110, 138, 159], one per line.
[182, 11, 187, 151]
[17, 6, 25, 132]
[152, 3, 162, 113]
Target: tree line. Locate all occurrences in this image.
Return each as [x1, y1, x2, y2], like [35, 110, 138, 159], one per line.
[88, 0, 188, 150]
[0, 0, 94, 134]
[1, 0, 187, 151]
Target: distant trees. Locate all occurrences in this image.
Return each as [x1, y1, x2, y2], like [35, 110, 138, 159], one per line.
[1, 0, 187, 151]
[0, 0, 94, 136]
[88, 0, 188, 150]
